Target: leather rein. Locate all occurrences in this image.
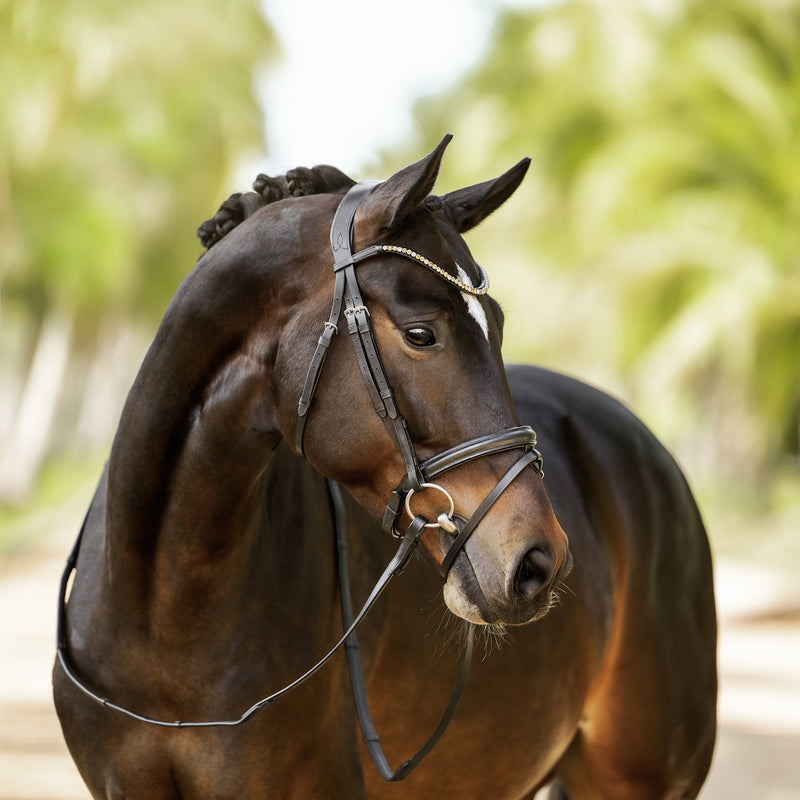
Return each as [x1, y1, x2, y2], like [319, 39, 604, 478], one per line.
[55, 183, 544, 781]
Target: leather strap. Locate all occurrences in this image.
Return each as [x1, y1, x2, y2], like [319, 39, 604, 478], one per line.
[295, 270, 346, 454]
[422, 425, 540, 480]
[330, 480, 474, 782]
[381, 426, 542, 536]
[438, 449, 540, 579]
[330, 183, 375, 267]
[55, 478, 433, 729]
[295, 183, 423, 491]
[341, 262, 421, 488]
[295, 181, 375, 455]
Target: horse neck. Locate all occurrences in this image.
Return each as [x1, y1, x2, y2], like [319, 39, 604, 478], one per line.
[105, 237, 293, 602]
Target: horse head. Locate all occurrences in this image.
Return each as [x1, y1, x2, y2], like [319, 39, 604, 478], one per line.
[259, 136, 571, 627]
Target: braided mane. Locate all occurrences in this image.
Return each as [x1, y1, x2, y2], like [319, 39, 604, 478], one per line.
[197, 165, 355, 250]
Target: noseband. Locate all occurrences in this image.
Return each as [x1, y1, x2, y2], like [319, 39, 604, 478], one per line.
[296, 182, 544, 578]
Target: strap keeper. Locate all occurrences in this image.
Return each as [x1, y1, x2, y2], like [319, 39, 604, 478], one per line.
[382, 488, 406, 536]
[393, 516, 428, 575]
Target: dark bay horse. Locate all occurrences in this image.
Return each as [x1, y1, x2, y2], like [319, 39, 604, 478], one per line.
[53, 136, 717, 799]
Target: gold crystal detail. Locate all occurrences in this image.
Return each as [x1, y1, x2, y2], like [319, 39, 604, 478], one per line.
[381, 245, 489, 296]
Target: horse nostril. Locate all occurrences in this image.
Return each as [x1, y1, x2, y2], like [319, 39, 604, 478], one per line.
[513, 547, 555, 601]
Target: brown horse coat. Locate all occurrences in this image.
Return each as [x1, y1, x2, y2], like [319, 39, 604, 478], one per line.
[54, 139, 716, 799]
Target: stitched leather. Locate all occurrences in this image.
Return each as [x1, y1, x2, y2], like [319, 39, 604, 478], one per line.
[422, 425, 539, 479]
[295, 183, 424, 491]
[438, 449, 540, 579]
[381, 427, 543, 535]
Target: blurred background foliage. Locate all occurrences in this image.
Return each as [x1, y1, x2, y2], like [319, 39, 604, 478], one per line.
[1, 0, 798, 555]
[381, 0, 800, 531]
[1, 0, 274, 507]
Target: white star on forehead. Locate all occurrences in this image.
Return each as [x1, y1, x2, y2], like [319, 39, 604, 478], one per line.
[456, 264, 490, 341]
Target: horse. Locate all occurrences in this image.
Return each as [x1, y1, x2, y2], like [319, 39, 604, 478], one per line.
[53, 135, 717, 799]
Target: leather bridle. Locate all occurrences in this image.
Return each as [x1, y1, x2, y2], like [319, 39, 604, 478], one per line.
[296, 181, 543, 577]
[55, 183, 545, 782]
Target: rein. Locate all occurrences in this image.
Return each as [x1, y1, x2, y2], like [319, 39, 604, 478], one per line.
[56, 183, 544, 781]
[55, 478, 454, 732]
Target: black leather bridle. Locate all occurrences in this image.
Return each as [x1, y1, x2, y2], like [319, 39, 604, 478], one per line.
[296, 182, 544, 577]
[55, 183, 545, 782]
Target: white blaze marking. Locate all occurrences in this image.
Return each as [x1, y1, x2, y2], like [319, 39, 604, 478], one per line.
[456, 264, 489, 341]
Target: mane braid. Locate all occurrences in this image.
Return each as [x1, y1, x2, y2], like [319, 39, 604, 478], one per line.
[197, 164, 355, 251]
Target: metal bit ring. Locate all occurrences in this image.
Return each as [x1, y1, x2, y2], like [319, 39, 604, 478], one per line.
[404, 483, 457, 530]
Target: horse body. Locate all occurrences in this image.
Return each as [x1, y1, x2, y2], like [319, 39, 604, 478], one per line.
[54, 139, 716, 799]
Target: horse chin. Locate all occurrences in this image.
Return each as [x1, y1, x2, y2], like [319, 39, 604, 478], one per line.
[443, 581, 556, 626]
[442, 581, 496, 625]
[442, 562, 558, 627]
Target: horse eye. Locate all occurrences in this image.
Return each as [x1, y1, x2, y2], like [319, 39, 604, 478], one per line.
[404, 326, 437, 348]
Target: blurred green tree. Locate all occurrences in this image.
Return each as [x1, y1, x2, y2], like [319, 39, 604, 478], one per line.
[0, 0, 274, 501]
[390, 0, 800, 492]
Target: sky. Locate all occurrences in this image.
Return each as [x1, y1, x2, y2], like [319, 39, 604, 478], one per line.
[255, 0, 546, 177]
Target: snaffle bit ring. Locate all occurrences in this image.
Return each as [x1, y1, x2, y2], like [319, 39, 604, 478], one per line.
[404, 483, 457, 531]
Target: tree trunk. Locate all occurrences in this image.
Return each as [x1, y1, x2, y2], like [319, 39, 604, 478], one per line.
[0, 311, 72, 503]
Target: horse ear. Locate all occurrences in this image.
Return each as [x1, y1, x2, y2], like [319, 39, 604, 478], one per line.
[441, 158, 531, 233]
[354, 134, 453, 237]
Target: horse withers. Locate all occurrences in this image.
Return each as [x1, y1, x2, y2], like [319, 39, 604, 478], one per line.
[54, 135, 717, 799]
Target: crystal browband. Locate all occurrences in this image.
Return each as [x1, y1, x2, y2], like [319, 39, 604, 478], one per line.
[380, 245, 489, 296]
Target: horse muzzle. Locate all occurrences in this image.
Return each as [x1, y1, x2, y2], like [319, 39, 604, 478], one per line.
[440, 508, 572, 627]
[380, 426, 570, 627]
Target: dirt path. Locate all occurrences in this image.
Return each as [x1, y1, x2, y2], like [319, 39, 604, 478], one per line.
[2, 505, 799, 799]
[1, 504, 89, 800]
